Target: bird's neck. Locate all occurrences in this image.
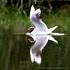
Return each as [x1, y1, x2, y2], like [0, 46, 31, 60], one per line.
[32, 19, 42, 27]
[32, 19, 48, 31]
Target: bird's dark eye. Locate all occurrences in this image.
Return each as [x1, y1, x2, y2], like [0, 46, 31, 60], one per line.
[36, 13, 41, 19]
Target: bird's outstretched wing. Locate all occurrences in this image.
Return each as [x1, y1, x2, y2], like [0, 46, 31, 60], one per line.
[30, 5, 35, 19]
[30, 35, 48, 64]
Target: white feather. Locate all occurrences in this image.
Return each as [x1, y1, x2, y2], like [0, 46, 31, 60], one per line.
[26, 5, 64, 64]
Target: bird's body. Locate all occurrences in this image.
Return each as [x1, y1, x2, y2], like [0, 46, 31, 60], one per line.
[26, 5, 64, 64]
[31, 20, 48, 34]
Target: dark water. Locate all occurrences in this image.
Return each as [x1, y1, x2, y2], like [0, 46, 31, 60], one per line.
[0, 33, 69, 70]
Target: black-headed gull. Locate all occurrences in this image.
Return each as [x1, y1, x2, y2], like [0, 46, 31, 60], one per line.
[26, 5, 64, 64]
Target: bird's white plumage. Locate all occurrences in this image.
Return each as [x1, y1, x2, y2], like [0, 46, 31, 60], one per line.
[30, 5, 35, 19]
[30, 36, 48, 64]
[26, 5, 64, 64]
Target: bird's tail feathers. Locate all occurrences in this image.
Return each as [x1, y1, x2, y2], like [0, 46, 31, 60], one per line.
[48, 35, 58, 43]
[48, 26, 58, 34]
[50, 33, 64, 36]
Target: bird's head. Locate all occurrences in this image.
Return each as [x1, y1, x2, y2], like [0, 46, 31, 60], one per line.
[30, 5, 41, 22]
[34, 9, 41, 19]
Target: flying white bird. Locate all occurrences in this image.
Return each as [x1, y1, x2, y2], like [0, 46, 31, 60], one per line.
[26, 5, 64, 64]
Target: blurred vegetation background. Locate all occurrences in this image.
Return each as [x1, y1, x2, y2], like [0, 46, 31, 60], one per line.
[0, 0, 70, 70]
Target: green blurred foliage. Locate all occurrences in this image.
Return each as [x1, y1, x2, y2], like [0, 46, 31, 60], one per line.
[0, 1, 70, 70]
